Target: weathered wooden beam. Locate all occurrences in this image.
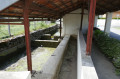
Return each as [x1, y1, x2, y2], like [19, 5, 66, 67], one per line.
[0, 23, 23, 25]
[0, 19, 50, 22]
[23, 0, 32, 73]
[80, 0, 84, 31]
[86, 0, 96, 55]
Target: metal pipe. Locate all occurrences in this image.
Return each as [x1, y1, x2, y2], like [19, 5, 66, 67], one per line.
[8, 24, 11, 36]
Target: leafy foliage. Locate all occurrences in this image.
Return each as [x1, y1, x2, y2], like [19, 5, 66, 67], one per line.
[94, 29, 120, 75]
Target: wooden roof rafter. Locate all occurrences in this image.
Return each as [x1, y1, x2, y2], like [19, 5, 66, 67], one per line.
[1, 0, 120, 20]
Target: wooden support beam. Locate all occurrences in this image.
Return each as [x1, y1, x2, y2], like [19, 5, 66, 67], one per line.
[80, 1, 84, 31]
[23, 0, 32, 73]
[0, 19, 49, 22]
[86, 0, 96, 55]
[0, 23, 23, 25]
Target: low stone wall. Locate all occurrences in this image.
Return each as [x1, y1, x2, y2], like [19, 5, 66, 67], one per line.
[0, 25, 58, 56]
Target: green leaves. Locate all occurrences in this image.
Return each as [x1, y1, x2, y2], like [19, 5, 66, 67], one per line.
[94, 29, 120, 75]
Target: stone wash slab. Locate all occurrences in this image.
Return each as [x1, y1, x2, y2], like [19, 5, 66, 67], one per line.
[0, 71, 31, 79]
[77, 32, 98, 79]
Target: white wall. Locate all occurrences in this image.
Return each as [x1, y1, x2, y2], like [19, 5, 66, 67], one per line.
[62, 9, 89, 36]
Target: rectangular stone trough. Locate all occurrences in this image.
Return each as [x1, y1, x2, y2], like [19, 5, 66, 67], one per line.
[77, 32, 98, 79]
[32, 35, 70, 79]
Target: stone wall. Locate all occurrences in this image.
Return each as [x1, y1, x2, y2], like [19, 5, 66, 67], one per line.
[0, 25, 59, 56]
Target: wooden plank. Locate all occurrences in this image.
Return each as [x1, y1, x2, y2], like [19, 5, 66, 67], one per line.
[0, 23, 23, 25]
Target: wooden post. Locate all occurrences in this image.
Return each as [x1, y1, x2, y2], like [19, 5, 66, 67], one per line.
[23, 0, 32, 73]
[86, 0, 96, 55]
[80, 1, 84, 31]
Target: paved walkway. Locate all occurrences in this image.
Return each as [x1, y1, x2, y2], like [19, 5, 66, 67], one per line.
[97, 19, 120, 40]
[91, 42, 120, 79]
[110, 28, 120, 40]
[98, 26, 120, 40]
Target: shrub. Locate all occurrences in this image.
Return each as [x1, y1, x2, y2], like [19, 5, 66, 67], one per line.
[94, 29, 120, 75]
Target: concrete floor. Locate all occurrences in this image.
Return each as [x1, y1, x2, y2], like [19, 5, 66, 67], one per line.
[91, 42, 120, 79]
[58, 37, 77, 79]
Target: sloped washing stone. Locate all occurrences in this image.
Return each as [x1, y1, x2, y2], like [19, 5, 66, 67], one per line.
[0, 71, 31, 79]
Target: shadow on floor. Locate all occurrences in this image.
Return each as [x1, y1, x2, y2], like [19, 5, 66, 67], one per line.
[91, 42, 120, 79]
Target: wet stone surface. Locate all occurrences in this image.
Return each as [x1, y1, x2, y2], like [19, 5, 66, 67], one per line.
[58, 37, 77, 79]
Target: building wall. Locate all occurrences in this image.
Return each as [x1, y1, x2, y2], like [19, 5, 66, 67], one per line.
[62, 9, 89, 36]
[99, 11, 120, 19]
[112, 12, 120, 18]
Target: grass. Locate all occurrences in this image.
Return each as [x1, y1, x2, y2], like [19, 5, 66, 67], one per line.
[0, 21, 55, 40]
[5, 47, 55, 71]
[113, 27, 120, 29]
